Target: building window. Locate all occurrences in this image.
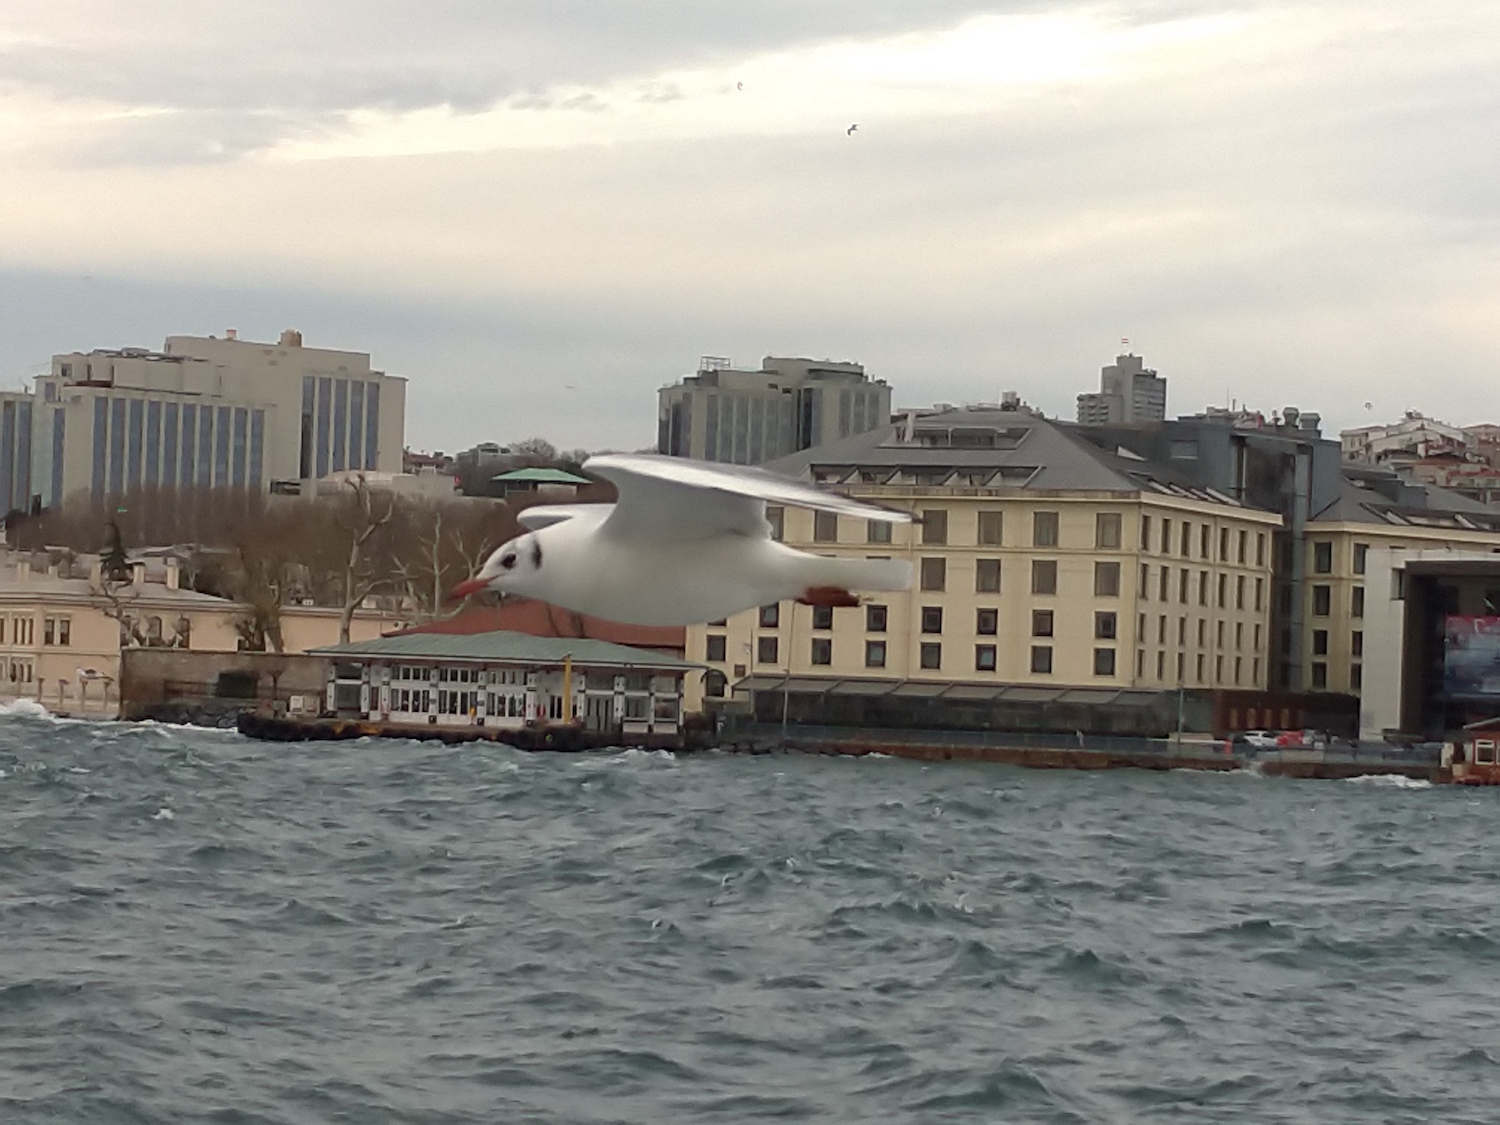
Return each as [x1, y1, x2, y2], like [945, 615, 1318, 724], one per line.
[705, 635, 726, 662]
[812, 605, 833, 630]
[1254, 623, 1262, 650]
[921, 606, 944, 633]
[1095, 611, 1117, 640]
[1236, 575, 1245, 610]
[1311, 661, 1328, 690]
[1215, 654, 1224, 682]
[1140, 563, 1150, 599]
[1198, 619, 1206, 645]
[1235, 622, 1244, 649]
[1032, 560, 1057, 595]
[759, 604, 780, 628]
[978, 510, 1003, 546]
[1094, 647, 1116, 676]
[1352, 630, 1363, 657]
[866, 604, 887, 632]
[1313, 629, 1328, 656]
[921, 509, 948, 545]
[1180, 522, 1192, 558]
[1095, 561, 1121, 597]
[1353, 543, 1368, 575]
[1137, 649, 1146, 677]
[920, 643, 942, 670]
[766, 506, 784, 541]
[975, 558, 1001, 594]
[1159, 567, 1169, 601]
[1196, 653, 1205, 682]
[1351, 663, 1362, 691]
[810, 638, 832, 665]
[1234, 656, 1243, 684]
[1313, 585, 1331, 616]
[1351, 586, 1364, 618]
[1178, 568, 1189, 603]
[1032, 609, 1054, 637]
[867, 519, 892, 544]
[1313, 540, 1333, 574]
[1217, 620, 1225, 647]
[1034, 510, 1059, 547]
[1031, 645, 1053, 674]
[1237, 530, 1248, 564]
[704, 671, 727, 698]
[1160, 615, 1169, 643]
[1160, 518, 1172, 554]
[1096, 512, 1121, 549]
[1178, 616, 1187, 645]
[1158, 651, 1166, 679]
[976, 608, 998, 635]
[1200, 525, 1211, 559]
[813, 511, 838, 542]
[42, 618, 54, 645]
[1255, 577, 1264, 611]
[757, 636, 779, 664]
[1219, 527, 1230, 561]
[920, 557, 946, 591]
[865, 640, 886, 667]
[1257, 533, 1266, 567]
[1141, 513, 1151, 550]
[975, 645, 997, 672]
[1217, 573, 1227, 608]
[1198, 571, 1209, 606]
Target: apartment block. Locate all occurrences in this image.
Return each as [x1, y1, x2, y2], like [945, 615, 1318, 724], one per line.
[686, 408, 1279, 716]
[657, 355, 891, 465]
[1076, 353, 1168, 426]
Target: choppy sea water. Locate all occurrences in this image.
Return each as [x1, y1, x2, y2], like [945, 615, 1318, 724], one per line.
[2, 702, 1499, 1123]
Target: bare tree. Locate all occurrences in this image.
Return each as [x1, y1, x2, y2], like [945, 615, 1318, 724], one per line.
[328, 475, 397, 644]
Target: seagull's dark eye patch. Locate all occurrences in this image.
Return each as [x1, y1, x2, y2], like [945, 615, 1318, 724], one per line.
[530, 538, 543, 569]
[500, 553, 518, 570]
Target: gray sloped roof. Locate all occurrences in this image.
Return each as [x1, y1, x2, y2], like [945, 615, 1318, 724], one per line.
[1313, 469, 1500, 529]
[763, 410, 1242, 502]
[311, 630, 699, 671]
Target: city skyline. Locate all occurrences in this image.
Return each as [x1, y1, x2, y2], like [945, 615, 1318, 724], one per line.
[2, 2, 1497, 451]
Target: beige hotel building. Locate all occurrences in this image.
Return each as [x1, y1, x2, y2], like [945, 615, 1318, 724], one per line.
[685, 408, 1281, 712]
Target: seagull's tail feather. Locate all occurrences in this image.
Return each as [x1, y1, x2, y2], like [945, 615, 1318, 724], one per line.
[804, 555, 912, 594]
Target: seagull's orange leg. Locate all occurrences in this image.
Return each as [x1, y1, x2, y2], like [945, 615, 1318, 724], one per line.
[798, 586, 860, 608]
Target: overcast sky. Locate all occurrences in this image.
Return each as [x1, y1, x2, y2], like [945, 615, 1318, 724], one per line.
[1, 1, 1496, 452]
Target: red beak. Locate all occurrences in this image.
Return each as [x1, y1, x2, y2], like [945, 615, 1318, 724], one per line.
[448, 577, 488, 601]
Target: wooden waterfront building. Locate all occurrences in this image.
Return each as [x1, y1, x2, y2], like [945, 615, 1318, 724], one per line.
[310, 631, 699, 738]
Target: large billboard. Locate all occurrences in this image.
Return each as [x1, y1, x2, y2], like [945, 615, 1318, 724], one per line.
[1443, 615, 1500, 697]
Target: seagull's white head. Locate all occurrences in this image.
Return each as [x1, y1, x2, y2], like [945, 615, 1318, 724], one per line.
[450, 532, 545, 601]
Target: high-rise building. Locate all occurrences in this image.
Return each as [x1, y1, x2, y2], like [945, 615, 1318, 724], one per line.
[30, 329, 406, 509]
[0, 392, 35, 517]
[657, 356, 891, 465]
[1076, 353, 1167, 426]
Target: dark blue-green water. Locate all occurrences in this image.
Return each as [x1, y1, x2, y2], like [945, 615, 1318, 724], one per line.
[2, 702, 1498, 1123]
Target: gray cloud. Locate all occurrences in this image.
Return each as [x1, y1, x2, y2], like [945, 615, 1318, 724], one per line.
[0, 0, 1496, 451]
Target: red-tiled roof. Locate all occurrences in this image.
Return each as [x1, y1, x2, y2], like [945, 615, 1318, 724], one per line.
[398, 598, 684, 655]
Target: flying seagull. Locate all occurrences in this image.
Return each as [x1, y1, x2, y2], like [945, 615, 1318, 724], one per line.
[451, 453, 912, 626]
[846, 123, 858, 135]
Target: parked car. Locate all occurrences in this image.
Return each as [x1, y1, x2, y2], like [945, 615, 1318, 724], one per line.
[1236, 730, 1281, 750]
[1275, 729, 1329, 750]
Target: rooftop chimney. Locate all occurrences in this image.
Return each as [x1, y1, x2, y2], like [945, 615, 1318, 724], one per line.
[225, 328, 237, 341]
[279, 329, 303, 348]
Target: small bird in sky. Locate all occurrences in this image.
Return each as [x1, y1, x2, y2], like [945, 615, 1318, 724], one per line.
[451, 453, 912, 626]
[846, 123, 858, 135]
[736, 81, 743, 90]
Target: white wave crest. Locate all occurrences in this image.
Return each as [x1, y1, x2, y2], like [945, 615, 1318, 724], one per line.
[1345, 773, 1432, 789]
[0, 698, 55, 720]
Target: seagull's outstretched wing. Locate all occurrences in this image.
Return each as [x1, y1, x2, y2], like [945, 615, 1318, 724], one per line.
[515, 504, 607, 531]
[583, 452, 909, 542]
